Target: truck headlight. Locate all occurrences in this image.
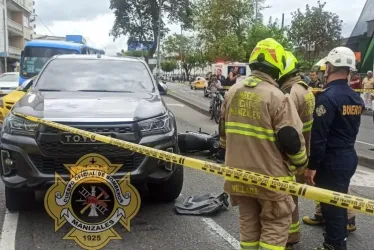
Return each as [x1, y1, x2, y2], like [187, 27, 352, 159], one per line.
[3, 113, 39, 136]
[138, 114, 172, 136]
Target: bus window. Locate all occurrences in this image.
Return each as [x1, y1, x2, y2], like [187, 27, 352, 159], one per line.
[20, 47, 79, 78]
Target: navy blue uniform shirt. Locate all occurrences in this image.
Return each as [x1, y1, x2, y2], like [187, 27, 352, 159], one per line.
[309, 79, 365, 170]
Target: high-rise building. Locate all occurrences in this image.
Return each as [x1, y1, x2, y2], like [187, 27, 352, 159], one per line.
[0, 0, 34, 73]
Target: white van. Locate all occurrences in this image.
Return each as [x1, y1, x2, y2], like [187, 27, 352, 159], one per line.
[211, 62, 251, 79]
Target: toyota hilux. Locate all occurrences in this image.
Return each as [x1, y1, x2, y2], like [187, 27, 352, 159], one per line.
[0, 54, 183, 211]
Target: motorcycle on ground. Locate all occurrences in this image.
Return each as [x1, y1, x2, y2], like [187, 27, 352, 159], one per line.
[178, 128, 225, 163]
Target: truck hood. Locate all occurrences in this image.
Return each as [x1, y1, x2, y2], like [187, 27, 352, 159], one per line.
[12, 91, 167, 122]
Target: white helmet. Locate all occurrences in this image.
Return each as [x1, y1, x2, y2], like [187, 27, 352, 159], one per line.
[323, 46, 356, 71]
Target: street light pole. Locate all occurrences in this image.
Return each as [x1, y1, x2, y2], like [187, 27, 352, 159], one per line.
[156, 2, 163, 76]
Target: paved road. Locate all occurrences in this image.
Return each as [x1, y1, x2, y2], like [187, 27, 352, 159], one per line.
[167, 81, 374, 163]
[0, 96, 373, 250]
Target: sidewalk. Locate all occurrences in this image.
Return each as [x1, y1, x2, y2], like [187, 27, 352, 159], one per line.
[167, 81, 373, 117]
[168, 90, 374, 170]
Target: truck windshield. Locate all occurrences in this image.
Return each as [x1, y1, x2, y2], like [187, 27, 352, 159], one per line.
[20, 47, 79, 79]
[35, 59, 155, 93]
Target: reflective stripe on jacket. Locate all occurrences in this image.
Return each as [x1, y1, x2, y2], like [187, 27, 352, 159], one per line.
[220, 70, 307, 201]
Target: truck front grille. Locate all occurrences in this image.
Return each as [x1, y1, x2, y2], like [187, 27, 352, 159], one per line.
[29, 154, 145, 175]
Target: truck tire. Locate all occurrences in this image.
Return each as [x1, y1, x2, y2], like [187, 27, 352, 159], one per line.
[5, 187, 35, 212]
[147, 165, 184, 202]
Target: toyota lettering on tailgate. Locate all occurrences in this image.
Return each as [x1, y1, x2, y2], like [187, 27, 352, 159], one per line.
[62, 134, 113, 144]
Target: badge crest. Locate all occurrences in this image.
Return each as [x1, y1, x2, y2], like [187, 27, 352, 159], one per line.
[44, 153, 141, 250]
[316, 104, 326, 117]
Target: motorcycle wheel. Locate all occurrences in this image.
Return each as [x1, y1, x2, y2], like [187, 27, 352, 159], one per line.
[203, 88, 207, 97]
[213, 101, 221, 124]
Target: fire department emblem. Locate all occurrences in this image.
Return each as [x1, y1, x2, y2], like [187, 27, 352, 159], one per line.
[315, 104, 326, 117]
[44, 153, 141, 250]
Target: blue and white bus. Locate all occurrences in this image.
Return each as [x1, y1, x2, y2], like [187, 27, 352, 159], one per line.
[19, 39, 105, 85]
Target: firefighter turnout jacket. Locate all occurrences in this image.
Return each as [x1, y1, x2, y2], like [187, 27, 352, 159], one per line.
[280, 75, 316, 156]
[219, 70, 309, 201]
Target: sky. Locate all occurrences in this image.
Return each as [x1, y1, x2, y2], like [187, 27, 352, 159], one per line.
[33, 0, 368, 56]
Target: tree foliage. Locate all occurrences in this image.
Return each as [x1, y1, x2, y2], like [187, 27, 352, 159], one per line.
[287, 1, 343, 68]
[194, 0, 254, 46]
[161, 60, 178, 72]
[163, 34, 207, 79]
[246, 17, 291, 60]
[109, 0, 193, 62]
[119, 49, 148, 58]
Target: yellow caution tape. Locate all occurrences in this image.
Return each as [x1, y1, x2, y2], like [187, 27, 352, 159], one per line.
[310, 87, 374, 93]
[13, 112, 374, 216]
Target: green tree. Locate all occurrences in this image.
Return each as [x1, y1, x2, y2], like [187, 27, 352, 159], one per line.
[119, 49, 148, 58]
[194, 0, 254, 45]
[287, 1, 343, 68]
[163, 34, 204, 79]
[245, 17, 292, 60]
[109, 0, 193, 63]
[161, 60, 178, 72]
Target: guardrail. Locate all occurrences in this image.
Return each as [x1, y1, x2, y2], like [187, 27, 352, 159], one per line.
[12, 111, 374, 216]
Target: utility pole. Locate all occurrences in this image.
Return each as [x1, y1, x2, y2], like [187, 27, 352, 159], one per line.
[180, 25, 183, 76]
[156, 2, 163, 76]
[281, 13, 284, 29]
[254, 0, 258, 21]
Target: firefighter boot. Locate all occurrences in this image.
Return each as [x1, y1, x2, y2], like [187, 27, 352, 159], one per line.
[347, 216, 356, 233]
[313, 242, 347, 250]
[302, 214, 325, 226]
[286, 242, 298, 250]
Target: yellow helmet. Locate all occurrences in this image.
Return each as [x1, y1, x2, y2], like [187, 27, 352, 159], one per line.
[320, 64, 326, 71]
[280, 51, 300, 78]
[249, 38, 286, 78]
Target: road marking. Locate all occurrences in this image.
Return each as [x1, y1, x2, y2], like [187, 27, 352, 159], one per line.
[166, 103, 185, 107]
[356, 141, 374, 147]
[202, 218, 240, 249]
[0, 210, 18, 250]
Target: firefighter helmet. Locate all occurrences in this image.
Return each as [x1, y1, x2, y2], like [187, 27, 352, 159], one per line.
[280, 51, 300, 78]
[249, 38, 287, 78]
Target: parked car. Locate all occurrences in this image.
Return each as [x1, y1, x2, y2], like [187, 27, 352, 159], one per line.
[0, 72, 19, 97]
[190, 76, 208, 90]
[0, 76, 36, 122]
[1, 54, 183, 211]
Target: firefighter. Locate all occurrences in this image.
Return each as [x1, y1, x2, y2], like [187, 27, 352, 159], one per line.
[278, 51, 316, 250]
[219, 38, 309, 250]
[303, 47, 364, 250]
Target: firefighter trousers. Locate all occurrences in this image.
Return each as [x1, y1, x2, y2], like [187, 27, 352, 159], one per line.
[231, 195, 295, 250]
[287, 195, 300, 244]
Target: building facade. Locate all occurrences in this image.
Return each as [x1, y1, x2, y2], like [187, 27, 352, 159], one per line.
[0, 0, 34, 73]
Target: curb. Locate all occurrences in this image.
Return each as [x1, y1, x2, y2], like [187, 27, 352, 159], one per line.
[358, 155, 374, 170]
[168, 92, 210, 116]
[169, 92, 374, 169]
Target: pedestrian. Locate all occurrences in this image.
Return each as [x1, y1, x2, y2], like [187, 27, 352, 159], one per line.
[308, 70, 324, 88]
[219, 38, 309, 250]
[362, 71, 374, 110]
[208, 74, 223, 112]
[278, 51, 316, 250]
[303, 47, 364, 250]
[217, 69, 226, 85]
[349, 70, 361, 91]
